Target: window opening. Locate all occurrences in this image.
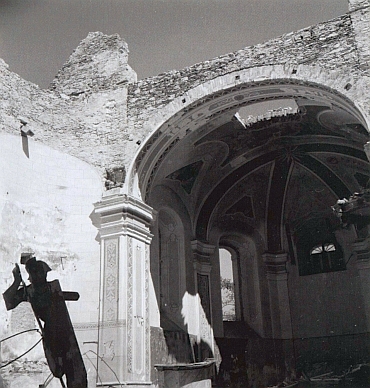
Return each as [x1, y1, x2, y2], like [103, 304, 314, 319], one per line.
[219, 248, 236, 321]
[300, 241, 346, 276]
[310, 243, 335, 255]
[296, 218, 346, 276]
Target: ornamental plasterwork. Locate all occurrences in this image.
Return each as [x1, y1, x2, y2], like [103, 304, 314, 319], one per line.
[284, 165, 337, 230]
[134, 245, 144, 376]
[103, 340, 115, 361]
[145, 244, 150, 380]
[127, 237, 133, 373]
[209, 165, 271, 231]
[134, 80, 364, 195]
[103, 239, 119, 322]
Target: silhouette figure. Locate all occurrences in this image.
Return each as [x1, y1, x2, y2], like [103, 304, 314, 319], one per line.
[3, 253, 87, 388]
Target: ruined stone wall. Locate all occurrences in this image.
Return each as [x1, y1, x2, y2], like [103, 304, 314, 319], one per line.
[50, 32, 136, 95]
[126, 14, 362, 135]
[0, 46, 133, 179]
[349, 2, 370, 69]
[0, 6, 369, 181]
[349, 0, 370, 11]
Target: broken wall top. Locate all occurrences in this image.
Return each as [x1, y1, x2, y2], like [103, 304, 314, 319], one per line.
[127, 10, 369, 118]
[0, 3, 369, 178]
[50, 31, 137, 96]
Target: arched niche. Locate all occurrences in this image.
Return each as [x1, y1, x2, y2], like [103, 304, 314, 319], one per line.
[219, 233, 267, 337]
[152, 206, 187, 330]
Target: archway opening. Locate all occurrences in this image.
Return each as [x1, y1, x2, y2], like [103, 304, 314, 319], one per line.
[219, 248, 236, 321]
[132, 77, 370, 379]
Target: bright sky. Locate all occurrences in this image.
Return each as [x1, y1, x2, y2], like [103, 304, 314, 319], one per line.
[220, 249, 233, 280]
[0, 0, 348, 88]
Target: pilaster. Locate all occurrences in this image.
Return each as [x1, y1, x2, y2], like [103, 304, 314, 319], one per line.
[353, 237, 370, 331]
[262, 253, 293, 339]
[191, 240, 216, 360]
[94, 189, 153, 387]
[230, 251, 242, 321]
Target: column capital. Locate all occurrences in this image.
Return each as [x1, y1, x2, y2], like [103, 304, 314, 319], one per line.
[191, 240, 216, 256]
[262, 252, 288, 276]
[191, 240, 216, 267]
[94, 192, 154, 243]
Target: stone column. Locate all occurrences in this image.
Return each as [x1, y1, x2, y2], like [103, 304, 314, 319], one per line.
[353, 238, 370, 331]
[191, 240, 216, 360]
[262, 253, 292, 339]
[94, 189, 153, 387]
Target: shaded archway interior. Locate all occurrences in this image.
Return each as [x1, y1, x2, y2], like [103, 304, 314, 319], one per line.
[139, 81, 369, 248]
[139, 80, 370, 368]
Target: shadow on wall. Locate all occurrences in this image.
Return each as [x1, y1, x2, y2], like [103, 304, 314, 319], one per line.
[155, 291, 292, 388]
[21, 133, 30, 158]
[160, 314, 195, 363]
[150, 291, 217, 366]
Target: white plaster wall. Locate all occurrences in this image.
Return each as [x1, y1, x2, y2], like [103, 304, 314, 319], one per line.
[0, 133, 103, 367]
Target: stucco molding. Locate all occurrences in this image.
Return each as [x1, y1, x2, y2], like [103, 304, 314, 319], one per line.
[94, 191, 154, 243]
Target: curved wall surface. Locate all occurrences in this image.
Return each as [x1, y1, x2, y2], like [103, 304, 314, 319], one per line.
[0, 133, 102, 382]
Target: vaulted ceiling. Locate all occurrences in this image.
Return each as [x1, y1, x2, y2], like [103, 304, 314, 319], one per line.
[143, 82, 369, 251]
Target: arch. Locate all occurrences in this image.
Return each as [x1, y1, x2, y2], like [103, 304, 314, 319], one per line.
[219, 247, 237, 320]
[219, 232, 267, 336]
[151, 204, 187, 329]
[125, 64, 370, 201]
[123, 64, 370, 344]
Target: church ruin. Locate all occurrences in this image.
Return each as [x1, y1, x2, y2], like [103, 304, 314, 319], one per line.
[1, 0, 370, 386]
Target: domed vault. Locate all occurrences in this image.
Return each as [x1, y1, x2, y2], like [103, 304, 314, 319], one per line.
[139, 80, 368, 255]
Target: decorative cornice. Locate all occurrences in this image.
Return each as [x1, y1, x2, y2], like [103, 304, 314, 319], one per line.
[73, 320, 127, 330]
[96, 191, 153, 223]
[93, 192, 154, 243]
[191, 240, 216, 256]
[191, 240, 216, 270]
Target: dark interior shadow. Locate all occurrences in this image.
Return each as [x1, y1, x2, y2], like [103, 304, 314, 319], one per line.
[160, 314, 196, 363]
[21, 133, 30, 158]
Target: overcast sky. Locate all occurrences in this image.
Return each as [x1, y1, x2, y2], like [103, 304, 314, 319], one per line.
[0, 0, 348, 89]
